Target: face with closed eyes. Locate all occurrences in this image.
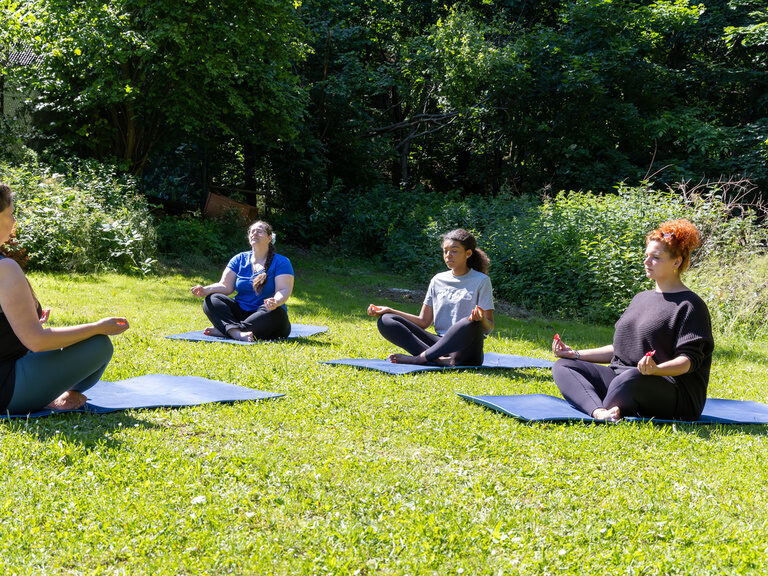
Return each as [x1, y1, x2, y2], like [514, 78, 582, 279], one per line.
[248, 223, 271, 250]
[644, 240, 682, 282]
[442, 239, 471, 274]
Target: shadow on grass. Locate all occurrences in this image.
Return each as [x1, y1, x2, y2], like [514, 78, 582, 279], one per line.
[1, 411, 158, 449]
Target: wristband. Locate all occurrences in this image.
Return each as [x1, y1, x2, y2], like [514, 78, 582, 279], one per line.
[574, 350, 581, 360]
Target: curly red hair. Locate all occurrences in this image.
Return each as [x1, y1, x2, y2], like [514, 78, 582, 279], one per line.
[646, 219, 701, 273]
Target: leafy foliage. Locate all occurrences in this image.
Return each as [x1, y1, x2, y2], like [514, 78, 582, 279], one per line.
[313, 181, 768, 324]
[1, 160, 157, 273]
[12, 0, 306, 174]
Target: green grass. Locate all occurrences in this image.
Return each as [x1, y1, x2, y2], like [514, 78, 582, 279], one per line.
[2, 247, 768, 574]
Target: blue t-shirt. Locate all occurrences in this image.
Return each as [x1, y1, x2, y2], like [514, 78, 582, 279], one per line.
[226, 252, 294, 312]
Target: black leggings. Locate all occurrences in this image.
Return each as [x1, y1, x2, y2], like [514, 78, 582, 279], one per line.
[376, 314, 485, 366]
[552, 358, 683, 419]
[203, 294, 291, 340]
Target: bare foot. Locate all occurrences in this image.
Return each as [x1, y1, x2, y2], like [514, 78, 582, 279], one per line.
[227, 329, 254, 342]
[203, 327, 225, 338]
[45, 390, 87, 411]
[592, 406, 621, 421]
[388, 353, 427, 365]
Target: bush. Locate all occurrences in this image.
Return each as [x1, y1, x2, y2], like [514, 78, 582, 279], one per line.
[1, 160, 157, 273]
[310, 181, 768, 326]
[688, 255, 768, 338]
[156, 210, 248, 266]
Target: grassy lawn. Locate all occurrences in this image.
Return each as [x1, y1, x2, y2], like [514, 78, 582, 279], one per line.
[2, 246, 768, 575]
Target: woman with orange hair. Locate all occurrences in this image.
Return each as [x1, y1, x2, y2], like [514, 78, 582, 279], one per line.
[551, 219, 714, 421]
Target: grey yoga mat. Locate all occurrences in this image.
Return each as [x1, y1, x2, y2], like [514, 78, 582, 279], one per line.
[459, 393, 768, 424]
[1, 374, 283, 418]
[322, 352, 553, 375]
[166, 324, 328, 344]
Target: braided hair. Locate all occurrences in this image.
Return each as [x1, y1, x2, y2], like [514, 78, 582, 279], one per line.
[250, 220, 276, 293]
[441, 228, 490, 274]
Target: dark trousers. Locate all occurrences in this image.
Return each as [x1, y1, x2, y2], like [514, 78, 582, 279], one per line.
[203, 294, 291, 340]
[376, 314, 485, 366]
[552, 358, 681, 419]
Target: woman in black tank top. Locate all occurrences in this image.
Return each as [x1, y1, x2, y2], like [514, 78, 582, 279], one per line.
[0, 183, 130, 414]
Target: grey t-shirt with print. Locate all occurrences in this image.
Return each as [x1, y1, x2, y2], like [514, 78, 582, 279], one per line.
[424, 268, 494, 335]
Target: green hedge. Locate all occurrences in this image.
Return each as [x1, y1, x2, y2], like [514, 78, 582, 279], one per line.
[310, 182, 768, 328]
[1, 161, 157, 273]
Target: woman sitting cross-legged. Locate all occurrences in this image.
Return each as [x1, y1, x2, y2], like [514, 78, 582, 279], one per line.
[552, 219, 714, 422]
[0, 183, 129, 414]
[190, 220, 294, 342]
[367, 228, 494, 366]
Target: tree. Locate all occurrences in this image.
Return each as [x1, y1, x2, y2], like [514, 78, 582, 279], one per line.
[17, 0, 307, 174]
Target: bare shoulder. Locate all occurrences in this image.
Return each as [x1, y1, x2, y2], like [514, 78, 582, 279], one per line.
[0, 257, 26, 285]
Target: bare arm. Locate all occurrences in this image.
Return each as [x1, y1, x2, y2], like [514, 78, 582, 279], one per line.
[263, 274, 294, 311]
[553, 336, 614, 364]
[0, 259, 129, 353]
[190, 268, 236, 298]
[367, 302, 434, 330]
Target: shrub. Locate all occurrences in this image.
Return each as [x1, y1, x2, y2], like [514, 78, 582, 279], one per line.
[310, 180, 768, 326]
[1, 160, 157, 273]
[156, 210, 247, 266]
[688, 255, 768, 338]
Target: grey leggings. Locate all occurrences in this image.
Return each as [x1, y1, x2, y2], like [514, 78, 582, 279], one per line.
[7, 335, 114, 414]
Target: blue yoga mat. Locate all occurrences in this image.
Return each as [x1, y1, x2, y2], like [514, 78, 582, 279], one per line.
[323, 353, 553, 375]
[166, 324, 328, 345]
[459, 393, 768, 424]
[1, 374, 283, 418]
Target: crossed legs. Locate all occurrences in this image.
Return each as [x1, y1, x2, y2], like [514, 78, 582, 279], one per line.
[203, 294, 291, 341]
[376, 314, 485, 366]
[8, 335, 113, 414]
[552, 358, 678, 420]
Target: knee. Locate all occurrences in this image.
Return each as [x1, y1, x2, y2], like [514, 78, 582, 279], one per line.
[203, 293, 223, 313]
[86, 334, 114, 363]
[608, 369, 644, 396]
[377, 313, 396, 331]
[552, 357, 580, 377]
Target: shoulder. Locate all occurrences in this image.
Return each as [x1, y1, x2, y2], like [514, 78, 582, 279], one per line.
[273, 253, 291, 265]
[430, 270, 453, 284]
[0, 257, 26, 291]
[272, 253, 293, 271]
[676, 290, 710, 315]
[227, 251, 249, 267]
[0, 256, 23, 278]
[468, 269, 491, 282]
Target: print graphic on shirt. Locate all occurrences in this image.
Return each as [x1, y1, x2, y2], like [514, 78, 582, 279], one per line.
[436, 287, 473, 305]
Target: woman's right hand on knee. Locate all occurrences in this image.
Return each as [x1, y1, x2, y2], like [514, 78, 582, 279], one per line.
[96, 317, 130, 335]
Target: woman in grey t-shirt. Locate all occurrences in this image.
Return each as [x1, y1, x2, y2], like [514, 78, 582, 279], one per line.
[367, 229, 495, 366]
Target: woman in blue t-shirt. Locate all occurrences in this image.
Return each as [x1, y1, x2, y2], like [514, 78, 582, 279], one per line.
[190, 220, 294, 341]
